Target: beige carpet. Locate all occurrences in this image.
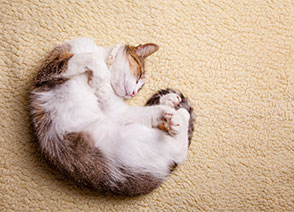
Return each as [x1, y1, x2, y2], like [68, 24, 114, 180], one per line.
[1, 0, 294, 211]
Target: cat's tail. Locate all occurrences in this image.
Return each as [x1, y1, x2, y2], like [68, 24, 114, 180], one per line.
[145, 88, 195, 146]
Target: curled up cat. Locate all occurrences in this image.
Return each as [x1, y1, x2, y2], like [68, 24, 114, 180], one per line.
[30, 38, 195, 196]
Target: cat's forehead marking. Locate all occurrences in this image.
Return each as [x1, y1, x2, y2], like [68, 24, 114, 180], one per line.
[125, 45, 145, 79]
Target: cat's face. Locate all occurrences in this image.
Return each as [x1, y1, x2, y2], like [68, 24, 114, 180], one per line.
[110, 43, 159, 99]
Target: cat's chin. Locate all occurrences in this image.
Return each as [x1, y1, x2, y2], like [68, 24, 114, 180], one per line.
[123, 95, 133, 100]
[114, 92, 132, 100]
[114, 89, 134, 100]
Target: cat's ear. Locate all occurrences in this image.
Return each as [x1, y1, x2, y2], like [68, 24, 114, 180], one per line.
[135, 43, 159, 58]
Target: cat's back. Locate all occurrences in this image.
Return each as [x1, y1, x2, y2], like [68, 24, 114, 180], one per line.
[30, 39, 102, 135]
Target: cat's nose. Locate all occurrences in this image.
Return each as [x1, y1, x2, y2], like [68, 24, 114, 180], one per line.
[130, 91, 136, 97]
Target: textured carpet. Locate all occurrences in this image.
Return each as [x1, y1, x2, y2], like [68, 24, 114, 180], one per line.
[1, 0, 294, 211]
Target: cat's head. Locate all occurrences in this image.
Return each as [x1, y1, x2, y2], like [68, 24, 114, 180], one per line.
[109, 43, 159, 99]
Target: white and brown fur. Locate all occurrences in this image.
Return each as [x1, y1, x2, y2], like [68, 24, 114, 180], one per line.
[30, 38, 194, 196]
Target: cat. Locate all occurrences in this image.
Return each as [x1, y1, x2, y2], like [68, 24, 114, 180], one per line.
[30, 38, 194, 196]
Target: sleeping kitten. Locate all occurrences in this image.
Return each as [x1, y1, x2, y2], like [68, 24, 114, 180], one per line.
[30, 38, 194, 196]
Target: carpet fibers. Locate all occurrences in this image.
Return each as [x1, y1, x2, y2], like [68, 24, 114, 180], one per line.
[1, 0, 294, 211]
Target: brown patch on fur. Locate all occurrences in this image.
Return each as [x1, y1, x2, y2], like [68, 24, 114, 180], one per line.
[37, 131, 111, 191]
[40, 131, 163, 196]
[33, 43, 73, 91]
[125, 45, 145, 79]
[29, 93, 52, 138]
[61, 132, 164, 196]
[111, 167, 163, 196]
[30, 43, 73, 136]
[157, 123, 169, 132]
[60, 132, 109, 185]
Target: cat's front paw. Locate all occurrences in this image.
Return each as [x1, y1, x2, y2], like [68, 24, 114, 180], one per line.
[160, 93, 181, 108]
[158, 112, 181, 136]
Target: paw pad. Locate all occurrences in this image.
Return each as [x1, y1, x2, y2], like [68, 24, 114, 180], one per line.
[158, 112, 181, 136]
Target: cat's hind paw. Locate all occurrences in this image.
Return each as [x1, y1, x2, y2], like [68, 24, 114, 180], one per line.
[160, 93, 181, 108]
[158, 112, 181, 136]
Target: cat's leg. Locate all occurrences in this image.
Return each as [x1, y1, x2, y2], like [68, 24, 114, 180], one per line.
[91, 112, 189, 176]
[121, 88, 194, 141]
[146, 88, 195, 145]
[88, 108, 190, 178]
[125, 108, 190, 166]
[121, 105, 176, 129]
[65, 52, 109, 89]
[147, 89, 193, 164]
[121, 104, 184, 141]
[164, 108, 191, 164]
[121, 95, 185, 137]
